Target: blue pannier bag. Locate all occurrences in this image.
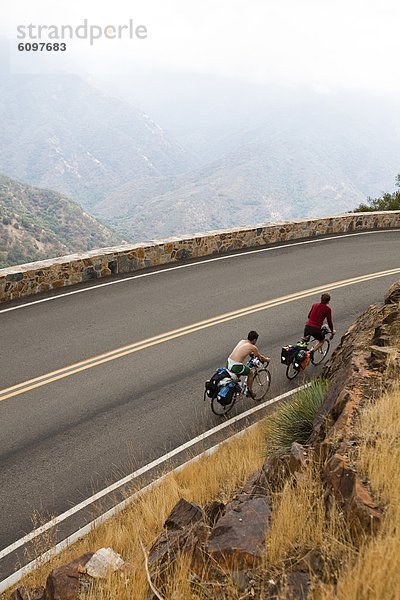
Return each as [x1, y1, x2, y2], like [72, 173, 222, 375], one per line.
[217, 380, 237, 406]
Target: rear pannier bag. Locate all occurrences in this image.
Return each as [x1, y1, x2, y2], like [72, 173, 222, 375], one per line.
[205, 368, 231, 399]
[294, 349, 307, 369]
[300, 351, 311, 370]
[281, 345, 297, 364]
[217, 380, 237, 406]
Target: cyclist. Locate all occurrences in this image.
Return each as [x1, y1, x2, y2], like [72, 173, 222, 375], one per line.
[227, 331, 270, 399]
[304, 292, 336, 357]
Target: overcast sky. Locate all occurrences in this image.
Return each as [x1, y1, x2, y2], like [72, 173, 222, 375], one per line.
[2, 0, 400, 94]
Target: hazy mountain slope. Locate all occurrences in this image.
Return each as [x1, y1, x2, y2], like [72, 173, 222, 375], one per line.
[95, 101, 400, 240]
[0, 73, 189, 210]
[0, 174, 122, 268]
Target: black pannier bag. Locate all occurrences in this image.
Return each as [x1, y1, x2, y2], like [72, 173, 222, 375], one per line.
[205, 368, 231, 399]
[294, 349, 307, 369]
[281, 345, 297, 364]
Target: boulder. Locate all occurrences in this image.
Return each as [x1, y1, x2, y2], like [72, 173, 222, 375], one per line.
[288, 443, 308, 475]
[206, 495, 271, 569]
[259, 455, 289, 490]
[204, 500, 225, 527]
[148, 520, 209, 578]
[163, 498, 204, 530]
[148, 500, 209, 579]
[313, 287, 400, 453]
[324, 454, 381, 535]
[44, 552, 93, 600]
[369, 345, 398, 370]
[85, 547, 124, 578]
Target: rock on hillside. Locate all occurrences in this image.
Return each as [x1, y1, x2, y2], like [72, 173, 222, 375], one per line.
[0, 174, 122, 268]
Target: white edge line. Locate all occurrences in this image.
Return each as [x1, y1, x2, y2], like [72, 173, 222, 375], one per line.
[1, 229, 399, 314]
[0, 383, 308, 591]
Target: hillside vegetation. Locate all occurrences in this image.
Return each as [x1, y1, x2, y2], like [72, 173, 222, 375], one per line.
[354, 174, 400, 212]
[0, 174, 121, 268]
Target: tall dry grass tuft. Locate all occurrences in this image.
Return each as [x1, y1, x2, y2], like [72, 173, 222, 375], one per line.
[262, 461, 353, 580]
[321, 385, 400, 600]
[265, 464, 326, 567]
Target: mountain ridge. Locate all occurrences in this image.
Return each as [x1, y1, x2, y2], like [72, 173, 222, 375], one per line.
[0, 72, 189, 211]
[0, 173, 122, 268]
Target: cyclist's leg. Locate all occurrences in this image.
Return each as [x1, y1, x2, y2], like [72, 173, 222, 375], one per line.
[246, 367, 254, 391]
[229, 362, 251, 392]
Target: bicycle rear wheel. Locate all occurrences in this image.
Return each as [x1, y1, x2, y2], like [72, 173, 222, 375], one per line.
[286, 361, 300, 380]
[211, 393, 237, 416]
[311, 339, 330, 365]
[252, 368, 271, 401]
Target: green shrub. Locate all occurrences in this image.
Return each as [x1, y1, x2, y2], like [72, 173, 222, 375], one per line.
[265, 379, 329, 456]
[354, 175, 400, 212]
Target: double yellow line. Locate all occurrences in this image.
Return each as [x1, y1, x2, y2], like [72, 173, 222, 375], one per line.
[1, 267, 399, 403]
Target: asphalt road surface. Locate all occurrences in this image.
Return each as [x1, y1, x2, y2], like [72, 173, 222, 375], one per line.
[0, 230, 399, 578]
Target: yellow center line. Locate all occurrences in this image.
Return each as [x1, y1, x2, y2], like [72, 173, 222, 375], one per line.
[1, 267, 399, 402]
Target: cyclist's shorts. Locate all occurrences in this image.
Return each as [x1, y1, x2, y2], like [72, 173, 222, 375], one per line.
[226, 358, 251, 376]
[304, 324, 325, 341]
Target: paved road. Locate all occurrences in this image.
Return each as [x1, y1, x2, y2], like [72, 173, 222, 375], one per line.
[0, 230, 399, 570]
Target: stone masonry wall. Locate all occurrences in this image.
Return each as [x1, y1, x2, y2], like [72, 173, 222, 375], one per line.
[0, 211, 399, 303]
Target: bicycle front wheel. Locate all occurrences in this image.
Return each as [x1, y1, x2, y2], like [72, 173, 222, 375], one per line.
[286, 361, 300, 380]
[211, 393, 237, 416]
[252, 368, 271, 401]
[311, 339, 330, 365]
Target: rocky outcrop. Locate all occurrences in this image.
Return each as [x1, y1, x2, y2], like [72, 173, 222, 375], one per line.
[0, 211, 398, 303]
[145, 447, 309, 592]
[145, 471, 274, 593]
[324, 454, 381, 534]
[309, 281, 400, 536]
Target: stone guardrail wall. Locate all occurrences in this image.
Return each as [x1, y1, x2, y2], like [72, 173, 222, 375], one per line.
[0, 211, 399, 303]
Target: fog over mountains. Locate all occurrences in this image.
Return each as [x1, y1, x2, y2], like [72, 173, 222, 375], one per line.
[0, 68, 399, 244]
[0, 72, 189, 211]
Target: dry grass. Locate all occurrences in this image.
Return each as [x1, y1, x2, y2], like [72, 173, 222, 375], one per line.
[265, 465, 327, 566]
[320, 385, 400, 600]
[6, 385, 400, 599]
[2, 423, 265, 600]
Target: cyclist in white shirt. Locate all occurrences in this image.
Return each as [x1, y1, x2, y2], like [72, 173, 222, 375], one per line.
[227, 331, 270, 399]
